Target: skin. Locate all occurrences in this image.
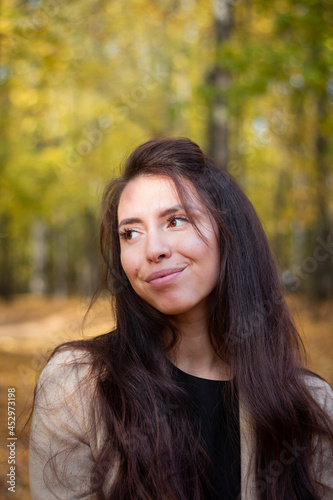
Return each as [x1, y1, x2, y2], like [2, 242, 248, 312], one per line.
[118, 175, 231, 380]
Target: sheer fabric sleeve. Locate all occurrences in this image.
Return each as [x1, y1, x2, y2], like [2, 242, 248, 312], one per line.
[306, 376, 333, 499]
[29, 348, 101, 500]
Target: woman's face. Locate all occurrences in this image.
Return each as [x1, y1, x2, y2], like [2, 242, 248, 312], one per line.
[117, 175, 220, 317]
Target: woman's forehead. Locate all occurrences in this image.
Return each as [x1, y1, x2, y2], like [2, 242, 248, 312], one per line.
[118, 175, 203, 216]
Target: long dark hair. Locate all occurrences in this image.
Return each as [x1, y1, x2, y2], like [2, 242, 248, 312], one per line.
[39, 138, 332, 499]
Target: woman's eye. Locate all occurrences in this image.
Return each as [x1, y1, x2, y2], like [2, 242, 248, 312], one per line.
[119, 229, 139, 241]
[167, 216, 188, 228]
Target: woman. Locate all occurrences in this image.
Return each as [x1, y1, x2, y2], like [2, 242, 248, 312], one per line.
[29, 137, 333, 500]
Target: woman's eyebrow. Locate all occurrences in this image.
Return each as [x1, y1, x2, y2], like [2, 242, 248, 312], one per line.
[159, 205, 184, 218]
[118, 205, 186, 230]
[118, 217, 142, 229]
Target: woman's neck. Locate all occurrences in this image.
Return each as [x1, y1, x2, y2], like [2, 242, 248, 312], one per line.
[167, 305, 231, 381]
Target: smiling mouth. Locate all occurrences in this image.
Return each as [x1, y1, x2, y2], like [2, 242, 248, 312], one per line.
[145, 267, 186, 285]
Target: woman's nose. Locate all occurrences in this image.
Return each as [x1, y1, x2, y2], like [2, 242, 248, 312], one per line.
[145, 231, 172, 262]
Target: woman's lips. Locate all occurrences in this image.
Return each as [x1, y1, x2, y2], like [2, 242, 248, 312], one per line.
[145, 267, 185, 287]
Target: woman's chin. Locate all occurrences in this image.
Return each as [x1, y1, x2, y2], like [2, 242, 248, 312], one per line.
[151, 301, 201, 317]
[147, 300, 185, 315]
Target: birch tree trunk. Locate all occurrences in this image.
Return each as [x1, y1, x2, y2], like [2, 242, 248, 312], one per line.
[207, 0, 234, 168]
[29, 221, 48, 295]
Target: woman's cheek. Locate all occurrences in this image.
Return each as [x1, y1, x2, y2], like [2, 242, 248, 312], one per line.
[122, 253, 140, 284]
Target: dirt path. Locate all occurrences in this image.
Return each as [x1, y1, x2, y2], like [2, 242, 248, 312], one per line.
[0, 296, 114, 352]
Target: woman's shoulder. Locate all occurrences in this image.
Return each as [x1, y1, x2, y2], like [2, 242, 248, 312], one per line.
[301, 371, 333, 415]
[42, 344, 93, 370]
[39, 345, 93, 379]
[35, 344, 99, 409]
[36, 331, 118, 399]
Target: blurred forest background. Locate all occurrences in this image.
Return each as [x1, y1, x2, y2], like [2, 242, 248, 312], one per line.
[0, 0, 333, 498]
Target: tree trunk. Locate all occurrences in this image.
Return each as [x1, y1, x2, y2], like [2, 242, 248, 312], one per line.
[0, 216, 15, 299]
[207, 0, 234, 169]
[75, 211, 99, 296]
[53, 229, 68, 298]
[29, 221, 48, 295]
[307, 94, 333, 299]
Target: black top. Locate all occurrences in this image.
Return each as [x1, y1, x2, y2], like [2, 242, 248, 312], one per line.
[173, 366, 241, 500]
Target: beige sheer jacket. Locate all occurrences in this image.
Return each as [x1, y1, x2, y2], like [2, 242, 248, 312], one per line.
[29, 349, 333, 500]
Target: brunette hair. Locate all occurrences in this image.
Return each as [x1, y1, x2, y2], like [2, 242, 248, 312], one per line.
[37, 138, 332, 499]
